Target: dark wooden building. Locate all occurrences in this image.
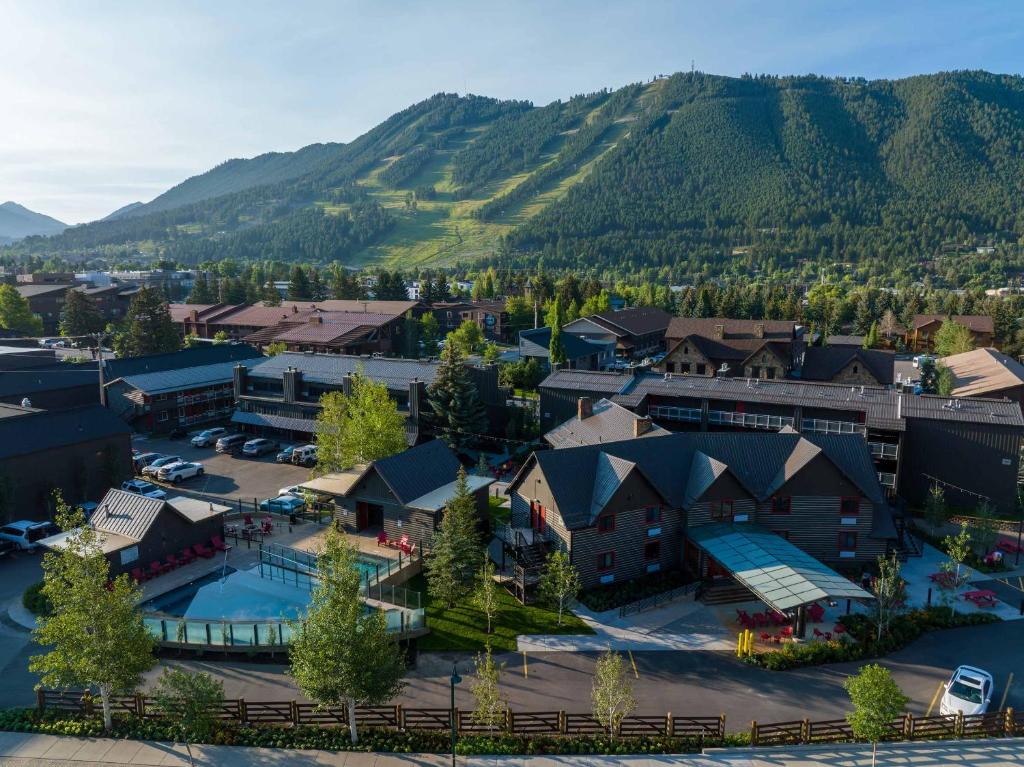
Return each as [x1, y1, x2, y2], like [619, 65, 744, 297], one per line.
[0, 345, 98, 409]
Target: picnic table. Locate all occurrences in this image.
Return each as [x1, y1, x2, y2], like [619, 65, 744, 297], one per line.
[962, 589, 998, 608]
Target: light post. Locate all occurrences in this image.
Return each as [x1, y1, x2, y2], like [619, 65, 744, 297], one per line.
[449, 663, 462, 767]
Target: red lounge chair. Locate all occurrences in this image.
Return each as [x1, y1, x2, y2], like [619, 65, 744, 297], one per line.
[813, 628, 825, 639]
[377, 531, 389, 547]
[244, 514, 254, 527]
[178, 547, 195, 565]
[261, 519, 274, 534]
[193, 543, 215, 559]
[149, 561, 167, 577]
[211, 535, 229, 552]
[165, 553, 180, 570]
[780, 626, 793, 638]
[834, 623, 847, 635]
[131, 567, 149, 583]
[760, 632, 771, 643]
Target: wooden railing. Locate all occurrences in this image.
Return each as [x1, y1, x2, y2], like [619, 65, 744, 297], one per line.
[33, 691, 1020, 746]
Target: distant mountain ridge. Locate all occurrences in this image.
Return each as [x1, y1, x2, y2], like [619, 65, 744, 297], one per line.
[9, 70, 1024, 282]
[101, 201, 144, 221]
[0, 201, 67, 244]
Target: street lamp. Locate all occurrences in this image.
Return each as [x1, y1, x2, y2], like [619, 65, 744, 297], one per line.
[449, 663, 462, 767]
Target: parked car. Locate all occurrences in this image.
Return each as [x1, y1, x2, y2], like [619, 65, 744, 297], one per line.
[120, 479, 167, 500]
[167, 427, 188, 440]
[913, 354, 936, 369]
[276, 446, 296, 463]
[191, 427, 227, 447]
[259, 495, 307, 514]
[242, 438, 280, 457]
[141, 455, 183, 478]
[279, 484, 304, 498]
[215, 434, 248, 454]
[940, 666, 994, 716]
[291, 444, 318, 467]
[132, 452, 163, 472]
[0, 520, 60, 551]
[157, 461, 205, 484]
[0, 539, 17, 559]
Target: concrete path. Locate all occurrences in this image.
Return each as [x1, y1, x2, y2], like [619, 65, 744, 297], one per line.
[517, 595, 734, 653]
[1, 731, 1022, 766]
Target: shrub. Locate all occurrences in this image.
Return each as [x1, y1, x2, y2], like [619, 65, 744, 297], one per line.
[578, 569, 693, 612]
[22, 582, 52, 616]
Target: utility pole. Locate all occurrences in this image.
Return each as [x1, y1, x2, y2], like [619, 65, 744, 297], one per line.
[533, 300, 539, 330]
[94, 332, 108, 407]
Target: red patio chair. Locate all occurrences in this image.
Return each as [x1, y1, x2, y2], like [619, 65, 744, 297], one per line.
[192, 542, 215, 559]
[178, 547, 195, 565]
[164, 553, 180, 570]
[244, 514, 254, 527]
[377, 531, 389, 547]
[813, 628, 824, 639]
[398, 534, 410, 550]
[131, 567, 149, 583]
[780, 626, 793, 638]
[760, 632, 771, 643]
[261, 519, 274, 535]
[211, 535, 229, 552]
[149, 561, 167, 577]
[833, 623, 846, 635]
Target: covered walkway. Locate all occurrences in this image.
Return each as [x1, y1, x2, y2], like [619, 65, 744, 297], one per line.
[688, 523, 873, 637]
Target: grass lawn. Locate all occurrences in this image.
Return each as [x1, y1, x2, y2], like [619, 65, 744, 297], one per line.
[488, 495, 510, 526]
[409, 574, 594, 652]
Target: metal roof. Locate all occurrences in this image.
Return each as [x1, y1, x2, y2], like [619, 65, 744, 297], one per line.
[103, 344, 260, 381]
[0, 404, 130, 459]
[91, 489, 166, 542]
[688, 523, 874, 611]
[520, 326, 612, 361]
[939, 347, 1024, 398]
[406, 474, 494, 512]
[115, 358, 260, 395]
[245, 352, 439, 391]
[372, 439, 463, 505]
[298, 467, 370, 497]
[544, 398, 669, 448]
[231, 409, 321, 434]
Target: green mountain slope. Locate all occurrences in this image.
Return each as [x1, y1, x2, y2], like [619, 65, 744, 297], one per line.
[11, 71, 1024, 280]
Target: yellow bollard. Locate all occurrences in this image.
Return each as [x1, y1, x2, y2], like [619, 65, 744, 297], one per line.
[745, 629, 753, 657]
[737, 632, 744, 658]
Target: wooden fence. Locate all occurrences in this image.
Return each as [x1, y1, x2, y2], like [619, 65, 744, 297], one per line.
[35, 690, 1021, 746]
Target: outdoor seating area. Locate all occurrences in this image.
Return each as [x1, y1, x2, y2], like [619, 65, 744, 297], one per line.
[962, 589, 998, 608]
[129, 537, 230, 583]
[737, 605, 847, 644]
[928, 570, 963, 590]
[224, 514, 276, 540]
[377, 531, 417, 555]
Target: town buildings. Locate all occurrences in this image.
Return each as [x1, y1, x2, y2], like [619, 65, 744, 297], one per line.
[562, 307, 672, 361]
[519, 326, 615, 371]
[908, 315, 995, 352]
[0, 345, 98, 409]
[938, 347, 1024, 407]
[658, 318, 806, 380]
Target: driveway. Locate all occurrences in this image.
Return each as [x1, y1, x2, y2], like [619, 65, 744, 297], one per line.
[131, 434, 312, 504]
[0, 550, 47, 708]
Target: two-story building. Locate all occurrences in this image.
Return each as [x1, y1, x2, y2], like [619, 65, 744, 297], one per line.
[519, 327, 615, 371]
[908, 315, 995, 352]
[658, 318, 806, 379]
[563, 307, 672, 362]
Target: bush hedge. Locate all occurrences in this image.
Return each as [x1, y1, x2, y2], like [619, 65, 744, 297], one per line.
[0, 709, 749, 755]
[747, 608, 1000, 670]
[577, 569, 693, 612]
[22, 582, 51, 617]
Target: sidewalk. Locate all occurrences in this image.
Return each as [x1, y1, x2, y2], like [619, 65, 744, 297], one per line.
[1, 731, 1023, 765]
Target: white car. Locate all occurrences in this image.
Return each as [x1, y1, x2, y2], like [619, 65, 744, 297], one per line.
[141, 455, 182, 478]
[191, 427, 227, 447]
[157, 461, 205, 484]
[279, 484, 305, 498]
[940, 665, 994, 716]
[121, 479, 167, 500]
[0, 520, 60, 551]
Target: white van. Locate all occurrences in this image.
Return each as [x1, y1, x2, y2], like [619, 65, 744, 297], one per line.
[0, 520, 60, 551]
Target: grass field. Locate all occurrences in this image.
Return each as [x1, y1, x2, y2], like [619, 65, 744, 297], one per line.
[409, 573, 594, 653]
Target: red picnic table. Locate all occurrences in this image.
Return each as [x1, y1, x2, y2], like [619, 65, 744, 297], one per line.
[962, 589, 998, 608]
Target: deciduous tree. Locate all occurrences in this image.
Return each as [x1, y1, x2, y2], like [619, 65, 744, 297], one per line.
[0, 284, 43, 335]
[844, 664, 908, 767]
[470, 644, 507, 736]
[538, 549, 581, 627]
[472, 559, 499, 635]
[315, 373, 407, 473]
[933, 318, 975, 357]
[150, 668, 225, 766]
[591, 650, 636, 739]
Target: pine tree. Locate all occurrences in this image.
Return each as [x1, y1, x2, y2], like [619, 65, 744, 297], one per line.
[425, 344, 487, 451]
[309, 269, 327, 301]
[288, 266, 312, 301]
[425, 467, 484, 607]
[59, 290, 106, 336]
[112, 287, 180, 358]
[187, 273, 215, 304]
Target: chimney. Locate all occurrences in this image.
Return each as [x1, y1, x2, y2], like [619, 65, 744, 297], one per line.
[633, 416, 652, 437]
[232, 363, 248, 399]
[190, 309, 199, 322]
[291, 305, 299, 314]
[283, 367, 303, 403]
[713, 323, 725, 339]
[577, 397, 593, 420]
[754, 322, 765, 339]
[409, 379, 425, 428]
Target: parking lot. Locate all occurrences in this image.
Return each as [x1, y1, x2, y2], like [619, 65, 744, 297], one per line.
[130, 433, 312, 504]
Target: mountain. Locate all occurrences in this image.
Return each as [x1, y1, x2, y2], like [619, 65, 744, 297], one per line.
[9, 71, 1024, 284]
[0, 201, 67, 243]
[100, 201, 144, 221]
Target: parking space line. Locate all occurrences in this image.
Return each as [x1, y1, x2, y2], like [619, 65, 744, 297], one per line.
[522, 651, 528, 678]
[925, 680, 945, 717]
[628, 650, 639, 679]
[1000, 672, 1014, 711]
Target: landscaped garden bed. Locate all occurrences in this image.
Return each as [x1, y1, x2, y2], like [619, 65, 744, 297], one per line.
[577, 569, 694, 613]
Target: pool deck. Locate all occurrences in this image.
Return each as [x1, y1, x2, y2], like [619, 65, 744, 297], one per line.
[140, 520, 400, 602]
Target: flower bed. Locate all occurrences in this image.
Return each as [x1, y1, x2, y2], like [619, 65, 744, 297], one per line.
[746, 608, 1000, 670]
[0, 709, 749, 755]
[577, 569, 694, 612]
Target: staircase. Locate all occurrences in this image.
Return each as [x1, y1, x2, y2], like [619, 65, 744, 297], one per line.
[699, 579, 754, 605]
[893, 515, 923, 562]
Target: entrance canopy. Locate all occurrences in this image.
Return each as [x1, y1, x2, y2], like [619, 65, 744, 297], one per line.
[688, 523, 873, 613]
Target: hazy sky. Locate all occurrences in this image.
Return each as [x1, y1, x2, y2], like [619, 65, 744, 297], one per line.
[3, 0, 1024, 224]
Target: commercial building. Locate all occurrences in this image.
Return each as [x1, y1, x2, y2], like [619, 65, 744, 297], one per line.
[539, 369, 1024, 512]
[659, 318, 807, 380]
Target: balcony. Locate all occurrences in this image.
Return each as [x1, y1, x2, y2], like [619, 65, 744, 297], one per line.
[877, 472, 897, 488]
[868, 441, 899, 460]
[801, 417, 866, 436]
[648, 405, 702, 423]
[708, 409, 795, 431]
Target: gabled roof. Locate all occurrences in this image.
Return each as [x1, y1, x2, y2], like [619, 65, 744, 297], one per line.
[516, 431, 886, 531]
[91, 489, 166, 542]
[590, 453, 637, 521]
[666, 318, 801, 343]
[939, 347, 1024, 398]
[103, 344, 260, 381]
[15, 283, 73, 298]
[177, 300, 421, 330]
[587, 307, 672, 337]
[113, 358, 260, 395]
[544, 398, 669, 448]
[371, 439, 463, 506]
[799, 346, 895, 385]
[520, 326, 610, 361]
[911, 314, 994, 333]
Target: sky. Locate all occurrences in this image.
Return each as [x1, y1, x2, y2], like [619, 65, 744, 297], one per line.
[2, 0, 1024, 224]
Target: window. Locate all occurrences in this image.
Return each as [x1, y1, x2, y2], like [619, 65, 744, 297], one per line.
[683, 346, 689, 355]
[852, 364, 859, 374]
[838, 531, 857, 551]
[644, 540, 661, 561]
[711, 500, 734, 522]
[645, 506, 661, 525]
[840, 497, 860, 516]
[597, 513, 615, 533]
[666, 362, 676, 373]
[696, 363, 707, 375]
[157, 411, 169, 422]
[749, 366, 760, 378]
[766, 368, 775, 379]
[597, 551, 615, 571]
[771, 496, 791, 515]
[119, 546, 139, 565]
[681, 363, 691, 373]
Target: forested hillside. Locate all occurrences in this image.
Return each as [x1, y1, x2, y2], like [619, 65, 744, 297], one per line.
[9, 70, 1024, 286]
